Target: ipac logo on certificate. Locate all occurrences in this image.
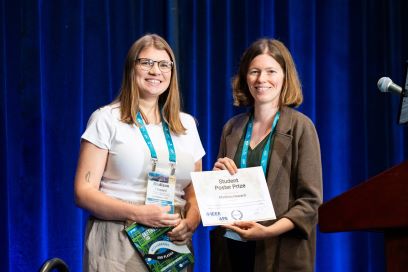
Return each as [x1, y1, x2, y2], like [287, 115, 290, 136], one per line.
[190, 166, 276, 226]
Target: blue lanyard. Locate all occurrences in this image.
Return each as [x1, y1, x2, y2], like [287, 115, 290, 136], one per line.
[240, 112, 280, 174]
[136, 112, 176, 171]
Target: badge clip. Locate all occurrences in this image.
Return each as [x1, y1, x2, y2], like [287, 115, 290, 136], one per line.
[170, 162, 176, 176]
[151, 158, 158, 172]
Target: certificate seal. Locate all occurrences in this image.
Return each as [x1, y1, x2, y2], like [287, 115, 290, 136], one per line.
[231, 210, 243, 220]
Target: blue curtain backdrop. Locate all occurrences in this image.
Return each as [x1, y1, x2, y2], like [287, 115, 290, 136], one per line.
[1, 0, 407, 271]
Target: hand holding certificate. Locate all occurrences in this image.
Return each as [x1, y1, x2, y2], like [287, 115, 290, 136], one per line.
[190, 166, 276, 226]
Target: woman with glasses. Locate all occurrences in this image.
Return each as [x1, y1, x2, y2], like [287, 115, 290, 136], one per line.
[211, 38, 323, 271]
[74, 34, 205, 271]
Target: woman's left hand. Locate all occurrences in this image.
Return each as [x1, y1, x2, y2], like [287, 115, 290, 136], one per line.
[223, 221, 270, 240]
[167, 219, 193, 244]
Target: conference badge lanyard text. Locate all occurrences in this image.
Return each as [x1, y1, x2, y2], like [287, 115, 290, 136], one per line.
[137, 111, 176, 214]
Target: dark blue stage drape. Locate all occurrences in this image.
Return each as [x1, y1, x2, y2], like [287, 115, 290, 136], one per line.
[1, 0, 407, 271]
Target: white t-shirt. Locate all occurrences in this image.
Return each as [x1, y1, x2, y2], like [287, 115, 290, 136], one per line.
[81, 103, 205, 207]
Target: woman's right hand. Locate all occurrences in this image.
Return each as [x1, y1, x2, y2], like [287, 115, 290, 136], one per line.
[213, 157, 238, 175]
[134, 205, 181, 228]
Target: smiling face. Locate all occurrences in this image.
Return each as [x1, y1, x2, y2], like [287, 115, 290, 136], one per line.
[135, 46, 172, 100]
[246, 53, 284, 108]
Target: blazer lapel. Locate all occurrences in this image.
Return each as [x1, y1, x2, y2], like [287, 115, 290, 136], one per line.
[225, 113, 250, 159]
[266, 107, 293, 188]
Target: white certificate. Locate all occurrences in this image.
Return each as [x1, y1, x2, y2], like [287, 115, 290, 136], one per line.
[190, 166, 276, 226]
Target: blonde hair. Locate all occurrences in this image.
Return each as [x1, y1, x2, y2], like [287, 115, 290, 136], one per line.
[232, 38, 303, 108]
[116, 34, 185, 134]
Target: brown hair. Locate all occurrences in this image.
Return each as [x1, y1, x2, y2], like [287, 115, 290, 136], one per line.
[232, 38, 303, 108]
[115, 34, 185, 134]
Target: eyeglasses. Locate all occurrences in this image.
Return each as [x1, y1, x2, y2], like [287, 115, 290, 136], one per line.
[135, 58, 173, 73]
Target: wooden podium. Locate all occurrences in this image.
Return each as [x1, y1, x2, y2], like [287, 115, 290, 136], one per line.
[318, 160, 408, 272]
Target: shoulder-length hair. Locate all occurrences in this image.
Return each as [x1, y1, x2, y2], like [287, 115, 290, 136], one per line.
[232, 38, 303, 108]
[116, 34, 185, 134]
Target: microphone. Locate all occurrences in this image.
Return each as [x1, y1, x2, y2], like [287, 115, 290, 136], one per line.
[377, 77, 403, 94]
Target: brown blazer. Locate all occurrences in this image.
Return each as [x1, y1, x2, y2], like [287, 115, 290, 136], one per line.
[210, 106, 323, 272]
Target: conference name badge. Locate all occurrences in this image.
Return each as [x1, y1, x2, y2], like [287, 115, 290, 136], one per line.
[145, 171, 176, 213]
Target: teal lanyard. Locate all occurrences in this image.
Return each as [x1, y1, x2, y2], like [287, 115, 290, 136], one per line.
[136, 111, 176, 172]
[240, 112, 280, 174]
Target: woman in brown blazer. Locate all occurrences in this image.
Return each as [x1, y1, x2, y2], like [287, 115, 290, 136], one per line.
[211, 38, 323, 271]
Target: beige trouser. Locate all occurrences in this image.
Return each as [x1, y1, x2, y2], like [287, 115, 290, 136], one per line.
[83, 218, 148, 272]
[83, 212, 192, 272]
